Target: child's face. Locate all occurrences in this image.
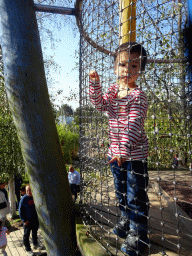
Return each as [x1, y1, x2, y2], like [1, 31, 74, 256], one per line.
[115, 51, 141, 86]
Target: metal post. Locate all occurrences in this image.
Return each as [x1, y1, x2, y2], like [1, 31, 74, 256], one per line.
[34, 4, 76, 15]
[119, 0, 136, 44]
[0, 0, 76, 255]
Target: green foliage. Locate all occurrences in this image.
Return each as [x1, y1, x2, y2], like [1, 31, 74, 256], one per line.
[144, 62, 192, 169]
[57, 124, 79, 164]
[64, 119, 79, 134]
[0, 48, 25, 181]
[74, 105, 106, 126]
[21, 172, 30, 186]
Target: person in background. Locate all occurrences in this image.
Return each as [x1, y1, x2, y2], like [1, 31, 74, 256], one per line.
[0, 219, 10, 256]
[0, 183, 8, 202]
[19, 185, 41, 256]
[68, 166, 80, 202]
[0, 183, 10, 227]
[14, 174, 23, 210]
[18, 186, 27, 227]
[20, 186, 26, 197]
[172, 153, 179, 168]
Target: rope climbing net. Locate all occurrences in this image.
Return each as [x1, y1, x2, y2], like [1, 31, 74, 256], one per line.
[77, 0, 192, 255]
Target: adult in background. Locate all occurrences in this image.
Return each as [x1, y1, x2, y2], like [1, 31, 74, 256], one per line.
[19, 185, 41, 256]
[14, 173, 23, 210]
[0, 183, 8, 203]
[0, 183, 10, 227]
[68, 166, 80, 202]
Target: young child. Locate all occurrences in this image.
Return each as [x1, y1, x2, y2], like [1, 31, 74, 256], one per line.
[172, 153, 179, 168]
[20, 186, 26, 197]
[89, 42, 149, 255]
[0, 219, 9, 256]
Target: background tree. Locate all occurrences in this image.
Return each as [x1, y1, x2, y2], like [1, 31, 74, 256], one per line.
[0, 46, 25, 217]
[0, 1, 77, 254]
[57, 124, 79, 163]
[0, 0, 79, 218]
[58, 103, 73, 117]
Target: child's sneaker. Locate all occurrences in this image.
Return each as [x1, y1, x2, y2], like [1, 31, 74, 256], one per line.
[113, 217, 129, 238]
[121, 229, 149, 256]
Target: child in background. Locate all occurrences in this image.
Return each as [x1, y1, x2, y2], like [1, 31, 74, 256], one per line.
[20, 186, 26, 197]
[0, 219, 9, 256]
[89, 42, 149, 255]
[172, 153, 179, 168]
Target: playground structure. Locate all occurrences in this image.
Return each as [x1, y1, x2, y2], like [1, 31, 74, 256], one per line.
[0, 0, 192, 255]
[77, 0, 192, 255]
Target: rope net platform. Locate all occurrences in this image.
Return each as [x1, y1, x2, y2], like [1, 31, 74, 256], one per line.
[77, 0, 192, 255]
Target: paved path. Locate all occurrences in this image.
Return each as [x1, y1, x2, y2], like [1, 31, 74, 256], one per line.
[5, 227, 46, 256]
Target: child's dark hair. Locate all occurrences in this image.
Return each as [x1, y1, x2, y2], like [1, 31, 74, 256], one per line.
[0, 219, 3, 228]
[20, 186, 26, 192]
[114, 41, 147, 71]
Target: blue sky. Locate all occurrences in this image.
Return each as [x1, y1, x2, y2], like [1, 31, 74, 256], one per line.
[37, 4, 80, 111]
[46, 25, 80, 110]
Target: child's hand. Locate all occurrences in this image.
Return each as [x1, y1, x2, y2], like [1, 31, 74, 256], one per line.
[89, 70, 100, 82]
[108, 156, 126, 166]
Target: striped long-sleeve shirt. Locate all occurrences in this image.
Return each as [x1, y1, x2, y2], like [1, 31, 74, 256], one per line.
[89, 81, 149, 160]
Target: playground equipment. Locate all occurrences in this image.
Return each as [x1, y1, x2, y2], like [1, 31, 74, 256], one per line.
[0, 0, 192, 255]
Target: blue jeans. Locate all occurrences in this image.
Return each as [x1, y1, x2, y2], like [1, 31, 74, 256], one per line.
[23, 220, 39, 251]
[109, 158, 149, 235]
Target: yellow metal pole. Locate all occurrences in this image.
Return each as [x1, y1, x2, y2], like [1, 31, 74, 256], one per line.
[119, 0, 136, 44]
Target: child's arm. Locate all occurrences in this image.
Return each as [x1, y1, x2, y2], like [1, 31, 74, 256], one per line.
[18, 198, 28, 224]
[89, 70, 111, 112]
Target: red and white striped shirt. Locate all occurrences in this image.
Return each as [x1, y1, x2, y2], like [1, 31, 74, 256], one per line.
[89, 81, 149, 160]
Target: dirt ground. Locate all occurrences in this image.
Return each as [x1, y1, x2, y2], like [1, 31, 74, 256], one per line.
[160, 179, 192, 218]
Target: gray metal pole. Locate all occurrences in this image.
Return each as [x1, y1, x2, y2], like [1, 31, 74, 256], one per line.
[0, 0, 76, 255]
[34, 3, 76, 15]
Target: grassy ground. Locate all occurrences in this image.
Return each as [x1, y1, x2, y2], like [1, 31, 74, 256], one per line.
[7, 211, 22, 231]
